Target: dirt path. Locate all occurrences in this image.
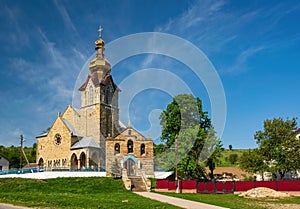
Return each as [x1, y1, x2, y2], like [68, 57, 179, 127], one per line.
[134, 192, 228, 209]
[0, 203, 30, 209]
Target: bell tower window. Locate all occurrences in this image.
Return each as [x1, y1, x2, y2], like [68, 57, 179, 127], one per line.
[89, 86, 94, 105]
[127, 140, 133, 153]
[141, 144, 145, 155]
[114, 143, 120, 154]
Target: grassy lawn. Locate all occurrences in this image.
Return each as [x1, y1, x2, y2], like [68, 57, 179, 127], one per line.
[0, 177, 179, 209]
[159, 192, 300, 209]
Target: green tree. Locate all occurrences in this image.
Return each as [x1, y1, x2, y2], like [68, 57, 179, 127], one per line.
[239, 117, 300, 180]
[228, 154, 238, 164]
[239, 149, 267, 179]
[160, 94, 211, 147]
[202, 128, 223, 179]
[255, 117, 300, 179]
[110, 158, 122, 178]
[153, 143, 167, 156]
[158, 94, 222, 179]
[229, 144, 232, 150]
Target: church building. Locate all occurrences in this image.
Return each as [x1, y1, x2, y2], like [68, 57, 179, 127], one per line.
[36, 28, 154, 178]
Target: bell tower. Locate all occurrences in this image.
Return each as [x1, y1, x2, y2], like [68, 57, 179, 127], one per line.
[78, 27, 120, 148]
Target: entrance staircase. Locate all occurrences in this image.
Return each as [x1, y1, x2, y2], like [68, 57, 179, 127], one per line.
[129, 176, 148, 192]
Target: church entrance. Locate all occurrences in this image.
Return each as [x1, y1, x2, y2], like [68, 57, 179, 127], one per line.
[125, 158, 135, 176]
[123, 155, 138, 176]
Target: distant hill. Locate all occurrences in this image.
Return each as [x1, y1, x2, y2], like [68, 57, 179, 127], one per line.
[0, 144, 36, 169]
[218, 149, 250, 167]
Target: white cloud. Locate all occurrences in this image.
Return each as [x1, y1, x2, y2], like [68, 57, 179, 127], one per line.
[223, 46, 266, 73]
[1, 6, 30, 49]
[152, 0, 299, 74]
[53, 0, 78, 35]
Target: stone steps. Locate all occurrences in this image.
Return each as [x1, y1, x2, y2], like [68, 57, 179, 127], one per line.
[129, 176, 147, 192]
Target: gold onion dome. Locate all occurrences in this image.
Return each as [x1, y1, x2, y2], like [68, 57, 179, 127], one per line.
[89, 26, 111, 77]
[95, 38, 105, 50]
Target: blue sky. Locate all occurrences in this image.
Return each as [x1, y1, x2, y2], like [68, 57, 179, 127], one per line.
[0, 0, 299, 148]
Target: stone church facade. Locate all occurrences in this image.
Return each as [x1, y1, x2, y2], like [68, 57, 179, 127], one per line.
[36, 30, 154, 177]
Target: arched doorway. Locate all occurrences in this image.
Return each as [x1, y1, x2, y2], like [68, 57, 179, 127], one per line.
[80, 152, 86, 170]
[123, 155, 138, 176]
[70, 153, 78, 171]
[38, 158, 44, 169]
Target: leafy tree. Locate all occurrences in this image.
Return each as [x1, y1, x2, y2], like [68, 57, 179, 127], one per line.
[160, 94, 211, 147]
[203, 128, 223, 179]
[239, 117, 300, 179]
[239, 149, 267, 180]
[158, 94, 222, 179]
[153, 143, 167, 156]
[110, 158, 122, 178]
[229, 144, 232, 150]
[228, 154, 238, 164]
[255, 117, 300, 179]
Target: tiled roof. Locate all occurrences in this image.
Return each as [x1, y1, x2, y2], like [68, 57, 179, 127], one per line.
[71, 137, 100, 150]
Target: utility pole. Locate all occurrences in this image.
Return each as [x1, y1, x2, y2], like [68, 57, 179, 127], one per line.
[20, 134, 23, 170]
[175, 135, 179, 193]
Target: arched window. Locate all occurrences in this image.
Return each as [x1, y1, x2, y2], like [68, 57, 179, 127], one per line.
[106, 86, 110, 104]
[114, 143, 120, 154]
[141, 144, 145, 155]
[89, 86, 94, 105]
[127, 140, 133, 153]
[128, 129, 132, 135]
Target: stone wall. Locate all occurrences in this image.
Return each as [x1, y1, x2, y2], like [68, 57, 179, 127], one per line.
[106, 127, 154, 177]
[37, 117, 74, 169]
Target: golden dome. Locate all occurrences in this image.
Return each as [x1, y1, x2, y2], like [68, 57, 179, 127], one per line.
[95, 38, 105, 50]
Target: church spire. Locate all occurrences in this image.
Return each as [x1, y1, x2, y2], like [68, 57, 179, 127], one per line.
[88, 26, 111, 80]
[95, 26, 105, 57]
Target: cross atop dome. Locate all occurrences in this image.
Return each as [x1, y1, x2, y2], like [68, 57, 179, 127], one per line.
[95, 26, 105, 54]
[98, 26, 103, 38]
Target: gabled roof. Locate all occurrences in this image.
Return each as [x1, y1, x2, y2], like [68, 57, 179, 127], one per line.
[295, 128, 300, 133]
[71, 137, 100, 150]
[61, 118, 80, 137]
[78, 73, 120, 91]
[118, 126, 147, 139]
[36, 117, 80, 138]
[61, 105, 80, 117]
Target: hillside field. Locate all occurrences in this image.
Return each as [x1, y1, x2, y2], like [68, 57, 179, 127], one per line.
[218, 149, 249, 167]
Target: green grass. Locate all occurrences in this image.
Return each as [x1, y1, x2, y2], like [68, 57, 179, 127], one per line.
[0, 177, 179, 209]
[159, 192, 300, 209]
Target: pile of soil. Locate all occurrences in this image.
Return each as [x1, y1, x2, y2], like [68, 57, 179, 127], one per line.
[239, 187, 290, 198]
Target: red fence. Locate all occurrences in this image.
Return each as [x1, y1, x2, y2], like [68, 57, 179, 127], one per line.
[156, 179, 300, 193]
